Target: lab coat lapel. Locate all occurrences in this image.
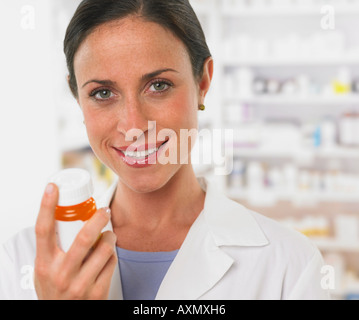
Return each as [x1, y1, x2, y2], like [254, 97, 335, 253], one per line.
[96, 180, 123, 300]
[108, 263, 123, 300]
[155, 213, 234, 300]
[104, 219, 123, 300]
[155, 177, 269, 300]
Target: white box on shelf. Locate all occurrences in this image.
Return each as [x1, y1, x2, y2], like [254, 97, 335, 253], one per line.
[334, 215, 359, 243]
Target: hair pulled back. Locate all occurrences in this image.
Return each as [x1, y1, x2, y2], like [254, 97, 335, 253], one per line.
[64, 0, 212, 98]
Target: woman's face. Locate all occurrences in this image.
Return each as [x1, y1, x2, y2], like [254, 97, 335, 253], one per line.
[74, 17, 211, 192]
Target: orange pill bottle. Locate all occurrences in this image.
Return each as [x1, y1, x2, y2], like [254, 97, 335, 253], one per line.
[50, 168, 97, 252]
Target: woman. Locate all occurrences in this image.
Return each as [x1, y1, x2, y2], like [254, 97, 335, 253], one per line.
[0, 0, 329, 300]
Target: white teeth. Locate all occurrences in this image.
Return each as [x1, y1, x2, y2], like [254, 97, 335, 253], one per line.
[123, 147, 159, 159]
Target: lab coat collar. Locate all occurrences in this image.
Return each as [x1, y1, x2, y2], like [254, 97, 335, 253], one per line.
[99, 176, 269, 300]
[198, 176, 269, 247]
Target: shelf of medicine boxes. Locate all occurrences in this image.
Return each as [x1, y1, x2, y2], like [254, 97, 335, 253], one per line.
[216, 5, 359, 172]
[233, 146, 359, 161]
[227, 187, 359, 206]
[225, 94, 359, 107]
[226, 131, 359, 204]
[222, 56, 359, 68]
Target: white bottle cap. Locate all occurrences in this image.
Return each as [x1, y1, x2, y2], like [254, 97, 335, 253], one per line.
[49, 168, 94, 207]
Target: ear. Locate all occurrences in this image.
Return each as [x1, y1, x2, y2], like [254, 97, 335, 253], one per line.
[198, 57, 214, 105]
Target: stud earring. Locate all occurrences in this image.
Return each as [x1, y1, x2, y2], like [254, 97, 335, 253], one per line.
[198, 104, 205, 111]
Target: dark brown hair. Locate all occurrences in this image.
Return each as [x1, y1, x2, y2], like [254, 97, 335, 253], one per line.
[64, 0, 212, 98]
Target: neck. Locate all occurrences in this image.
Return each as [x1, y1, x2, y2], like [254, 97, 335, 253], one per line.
[110, 165, 205, 231]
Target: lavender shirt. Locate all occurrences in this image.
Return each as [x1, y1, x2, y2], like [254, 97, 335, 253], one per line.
[116, 247, 179, 300]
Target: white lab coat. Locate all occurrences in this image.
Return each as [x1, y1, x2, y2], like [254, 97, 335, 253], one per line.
[0, 177, 330, 300]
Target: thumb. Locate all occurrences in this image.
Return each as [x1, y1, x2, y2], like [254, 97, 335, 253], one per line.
[35, 183, 59, 257]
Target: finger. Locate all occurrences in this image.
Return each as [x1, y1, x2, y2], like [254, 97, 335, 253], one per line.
[35, 183, 59, 259]
[64, 207, 111, 270]
[78, 231, 117, 283]
[93, 253, 118, 300]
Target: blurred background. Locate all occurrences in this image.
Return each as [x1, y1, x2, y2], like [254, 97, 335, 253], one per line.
[1, 0, 359, 299]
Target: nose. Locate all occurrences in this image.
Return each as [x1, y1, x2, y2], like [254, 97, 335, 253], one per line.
[116, 97, 151, 140]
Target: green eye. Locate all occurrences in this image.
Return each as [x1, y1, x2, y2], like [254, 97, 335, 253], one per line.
[149, 80, 172, 93]
[97, 90, 112, 99]
[90, 88, 114, 101]
[152, 82, 167, 91]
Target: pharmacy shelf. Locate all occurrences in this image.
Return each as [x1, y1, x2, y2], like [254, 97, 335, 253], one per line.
[227, 189, 359, 204]
[226, 95, 359, 106]
[313, 147, 359, 159]
[223, 55, 359, 67]
[312, 237, 359, 253]
[233, 146, 359, 160]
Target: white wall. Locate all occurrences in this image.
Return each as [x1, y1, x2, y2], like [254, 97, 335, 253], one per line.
[0, 1, 62, 244]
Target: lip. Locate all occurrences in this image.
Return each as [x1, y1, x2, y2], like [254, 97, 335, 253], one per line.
[116, 141, 167, 152]
[113, 140, 169, 168]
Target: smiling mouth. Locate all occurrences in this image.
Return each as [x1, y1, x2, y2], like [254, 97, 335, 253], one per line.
[114, 139, 169, 164]
[120, 143, 165, 159]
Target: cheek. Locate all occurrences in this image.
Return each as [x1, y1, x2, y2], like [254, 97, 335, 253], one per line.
[165, 94, 198, 159]
[83, 115, 116, 170]
[82, 108, 114, 145]
[165, 91, 198, 130]
[85, 121, 101, 144]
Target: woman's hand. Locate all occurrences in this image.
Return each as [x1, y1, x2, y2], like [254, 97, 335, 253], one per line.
[34, 183, 117, 300]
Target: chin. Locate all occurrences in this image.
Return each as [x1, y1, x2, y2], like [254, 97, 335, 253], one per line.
[118, 168, 177, 194]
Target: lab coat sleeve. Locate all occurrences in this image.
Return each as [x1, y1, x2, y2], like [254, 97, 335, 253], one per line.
[0, 228, 38, 300]
[288, 249, 331, 300]
[0, 242, 18, 300]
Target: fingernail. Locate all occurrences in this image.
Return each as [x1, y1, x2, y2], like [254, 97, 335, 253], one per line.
[105, 207, 111, 216]
[45, 183, 55, 195]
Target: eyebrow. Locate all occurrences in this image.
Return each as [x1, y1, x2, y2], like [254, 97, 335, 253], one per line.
[82, 79, 116, 88]
[141, 68, 179, 81]
[81, 68, 179, 89]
